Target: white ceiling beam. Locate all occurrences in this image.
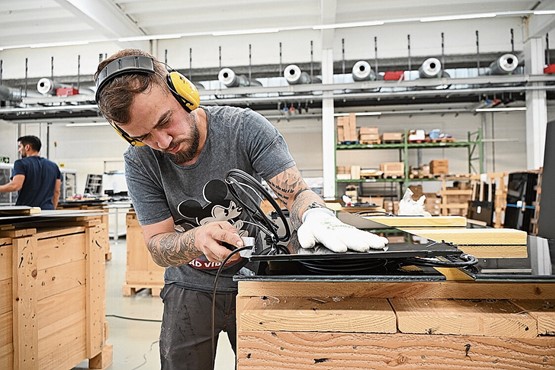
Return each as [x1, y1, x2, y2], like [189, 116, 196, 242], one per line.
[53, 0, 145, 39]
[526, 14, 555, 41]
[320, 0, 337, 49]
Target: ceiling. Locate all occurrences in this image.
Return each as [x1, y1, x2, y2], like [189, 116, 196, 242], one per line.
[1, 0, 554, 122]
[0, 0, 553, 50]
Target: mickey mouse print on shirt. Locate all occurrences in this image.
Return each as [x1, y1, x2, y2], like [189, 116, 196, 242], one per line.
[177, 179, 251, 270]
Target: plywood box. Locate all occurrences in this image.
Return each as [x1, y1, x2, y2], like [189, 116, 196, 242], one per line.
[0, 215, 112, 370]
[124, 211, 165, 296]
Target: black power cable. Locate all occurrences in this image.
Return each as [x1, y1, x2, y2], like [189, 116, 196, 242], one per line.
[208, 169, 293, 368]
[403, 253, 478, 267]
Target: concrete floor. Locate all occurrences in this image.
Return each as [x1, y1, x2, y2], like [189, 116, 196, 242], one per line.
[74, 239, 235, 370]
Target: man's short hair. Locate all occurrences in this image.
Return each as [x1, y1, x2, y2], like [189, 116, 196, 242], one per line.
[18, 135, 42, 152]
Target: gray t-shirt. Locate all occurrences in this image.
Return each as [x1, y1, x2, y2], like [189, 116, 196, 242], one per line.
[124, 105, 295, 292]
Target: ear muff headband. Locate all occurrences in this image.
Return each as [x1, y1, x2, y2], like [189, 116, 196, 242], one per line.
[95, 55, 200, 146]
[95, 55, 155, 102]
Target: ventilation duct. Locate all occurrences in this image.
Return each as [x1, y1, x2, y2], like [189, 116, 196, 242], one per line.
[487, 54, 519, 75]
[0, 85, 23, 102]
[418, 58, 443, 78]
[284, 64, 320, 85]
[218, 68, 261, 87]
[36, 78, 74, 95]
[351, 61, 376, 81]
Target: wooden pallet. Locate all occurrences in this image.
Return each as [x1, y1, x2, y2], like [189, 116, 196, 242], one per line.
[122, 284, 163, 297]
[383, 174, 404, 179]
[360, 139, 381, 145]
[409, 174, 435, 179]
[382, 139, 403, 144]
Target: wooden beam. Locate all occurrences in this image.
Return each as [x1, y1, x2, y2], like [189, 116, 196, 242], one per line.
[237, 331, 555, 369]
[13, 236, 38, 370]
[400, 228, 527, 245]
[366, 216, 467, 228]
[391, 298, 537, 338]
[237, 281, 555, 300]
[513, 300, 555, 336]
[238, 296, 396, 333]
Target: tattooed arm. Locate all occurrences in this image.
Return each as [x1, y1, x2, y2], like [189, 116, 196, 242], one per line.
[266, 166, 325, 229]
[141, 217, 243, 267]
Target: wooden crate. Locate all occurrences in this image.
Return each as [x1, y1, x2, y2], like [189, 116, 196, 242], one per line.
[236, 281, 555, 369]
[430, 159, 449, 175]
[123, 211, 165, 297]
[0, 215, 112, 370]
[57, 203, 111, 260]
[382, 132, 403, 142]
[380, 162, 404, 177]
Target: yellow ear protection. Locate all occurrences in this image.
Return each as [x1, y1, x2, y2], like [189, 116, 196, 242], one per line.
[95, 55, 200, 146]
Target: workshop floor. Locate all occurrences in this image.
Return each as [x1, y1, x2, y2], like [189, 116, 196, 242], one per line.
[74, 238, 235, 370]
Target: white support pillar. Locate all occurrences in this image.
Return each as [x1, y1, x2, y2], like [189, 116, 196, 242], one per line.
[321, 48, 336, 199]
[524, 37, 548, 170]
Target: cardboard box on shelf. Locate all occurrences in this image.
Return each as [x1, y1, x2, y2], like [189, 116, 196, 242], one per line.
[359, 133, 381, 143]
[430, 159, 449, 175]
[380, 162, 404, 177]
[359, 127, 379, 135]
[350, 165, 361, 180]
[336, 113, 358, 142]
[382, 132, 403, 142]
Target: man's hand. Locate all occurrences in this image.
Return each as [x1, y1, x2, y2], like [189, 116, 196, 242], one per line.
[194, 221, 243, 263]
[297, 208, 388, 253]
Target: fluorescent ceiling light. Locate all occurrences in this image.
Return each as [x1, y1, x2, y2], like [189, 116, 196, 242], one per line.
[65, 122, 109, 127]
[212, 28, 279, 36]
[334, 112, 382, 116]
[30, 41, 90, 48]
[118, 34, 184, 42]
[475, 107, 526, 112]
[534, 10, 555, 15]
[420, 12, 497, 22]
[313, 20, 384, 30]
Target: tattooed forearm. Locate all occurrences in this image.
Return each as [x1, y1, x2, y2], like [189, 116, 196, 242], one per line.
[289, 190, 325, 228]
[267, 167, 305, 203]
[268, 166, 325, 229]
[147, 229, 201, 267]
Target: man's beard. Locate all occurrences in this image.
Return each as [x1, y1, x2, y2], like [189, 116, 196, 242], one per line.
[168, 117, 201, 164]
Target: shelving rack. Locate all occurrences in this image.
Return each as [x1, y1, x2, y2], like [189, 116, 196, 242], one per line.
[336, 129, 484, 198]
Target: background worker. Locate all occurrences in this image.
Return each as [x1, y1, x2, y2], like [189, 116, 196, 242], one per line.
[94, 48, 388, 369]
[0, 135, 61, 210]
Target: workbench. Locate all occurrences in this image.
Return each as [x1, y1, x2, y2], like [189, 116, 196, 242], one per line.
[0, 210, 112, 370]
[235, 215, 555, 369]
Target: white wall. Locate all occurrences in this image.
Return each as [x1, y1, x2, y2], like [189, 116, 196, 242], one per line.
[0, 16, 553, 197]
[0, 17, 547, 77]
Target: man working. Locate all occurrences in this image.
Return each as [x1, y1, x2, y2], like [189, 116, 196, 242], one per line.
[0, 135, 61, 210]
[94, 48, 388, 369]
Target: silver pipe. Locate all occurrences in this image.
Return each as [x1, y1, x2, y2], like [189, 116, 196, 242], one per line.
[218, 68, 261, 87]
[418, 58, 443, 78]
[36, 78, 73, 95]
[351, 61, 376, 81]
[0, 85, 23, 101]
[487, 54, 519, 75]
[284, 64, 320, 84]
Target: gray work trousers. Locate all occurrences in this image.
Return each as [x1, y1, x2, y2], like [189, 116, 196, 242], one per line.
[159, 284, 237, 370]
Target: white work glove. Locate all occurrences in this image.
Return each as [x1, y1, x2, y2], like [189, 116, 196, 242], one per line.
[297, 208, 389, 253]
[398, 189, 432, 217]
